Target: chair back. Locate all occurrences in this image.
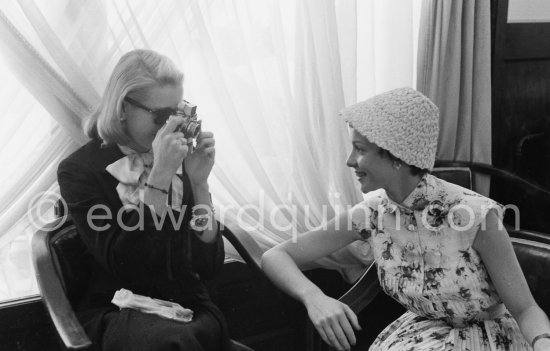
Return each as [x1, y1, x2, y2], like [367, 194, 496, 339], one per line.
[48, 220, 93, 306]
[33, 216, 255, 351]
[32, 217, 93, 349]
[510, 231, 550, 315]
[431, 166, 472, 189]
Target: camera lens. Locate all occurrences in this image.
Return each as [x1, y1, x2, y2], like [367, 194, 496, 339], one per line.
[184, 121, 201, 139]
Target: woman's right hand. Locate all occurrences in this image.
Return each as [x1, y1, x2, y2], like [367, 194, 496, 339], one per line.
[304, 292, 361, 351]
[150, 115, 189, 178]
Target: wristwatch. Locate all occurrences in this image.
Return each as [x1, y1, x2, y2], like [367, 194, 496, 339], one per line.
[189, 204, 214, 231]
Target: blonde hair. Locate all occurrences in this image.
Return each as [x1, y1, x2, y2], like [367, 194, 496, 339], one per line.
[84, 49, 184, 145]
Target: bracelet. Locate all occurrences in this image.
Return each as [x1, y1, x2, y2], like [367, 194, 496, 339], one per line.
[144, 182, 169, 195]
[532, 333, 550, 348]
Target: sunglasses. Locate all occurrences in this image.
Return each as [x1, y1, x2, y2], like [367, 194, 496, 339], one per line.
[124, 96, 177, 125]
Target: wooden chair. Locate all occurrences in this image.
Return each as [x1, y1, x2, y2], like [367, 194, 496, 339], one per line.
[32, 215, 257, 351]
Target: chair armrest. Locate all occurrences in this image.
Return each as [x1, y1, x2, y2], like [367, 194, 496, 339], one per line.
[338, 262, 381, 314]
[230, 339, 255, 351]
[507, 227, 550, 245]
[221, 226, 265, 278]
[434, 160, 550, 198]
[32, 219, 92, 350]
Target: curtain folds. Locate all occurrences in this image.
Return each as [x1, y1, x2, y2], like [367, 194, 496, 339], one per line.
[0, 7, 88, 262]
[0, 10, 92, 144]
[416, 0, 492, 165]
[0, 0, 422, 299]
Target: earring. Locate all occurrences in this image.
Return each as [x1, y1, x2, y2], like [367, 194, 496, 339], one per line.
[393, 161, 402, 170]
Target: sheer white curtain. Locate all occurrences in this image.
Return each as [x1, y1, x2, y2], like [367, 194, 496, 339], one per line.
[0, 0, 421, 299]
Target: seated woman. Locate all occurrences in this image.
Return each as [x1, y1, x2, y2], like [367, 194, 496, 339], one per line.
[262, 87, 550, 351]
[58, 49, 231, 351]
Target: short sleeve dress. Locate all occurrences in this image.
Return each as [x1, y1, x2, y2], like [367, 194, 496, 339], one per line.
[349, 174, 531, 351]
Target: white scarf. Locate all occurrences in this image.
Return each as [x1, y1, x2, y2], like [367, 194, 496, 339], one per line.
[106, 145, 184, 210]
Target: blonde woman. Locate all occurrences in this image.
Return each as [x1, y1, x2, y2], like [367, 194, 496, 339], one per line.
[58, 49, 229, 351]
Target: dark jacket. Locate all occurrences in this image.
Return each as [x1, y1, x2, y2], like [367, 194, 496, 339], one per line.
[57, 138, 225, 344]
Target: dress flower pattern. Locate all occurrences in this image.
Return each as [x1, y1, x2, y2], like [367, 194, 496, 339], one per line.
[349, 174, 531, 351]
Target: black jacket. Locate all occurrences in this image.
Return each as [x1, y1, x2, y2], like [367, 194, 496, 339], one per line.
[57, 138, 224, 313]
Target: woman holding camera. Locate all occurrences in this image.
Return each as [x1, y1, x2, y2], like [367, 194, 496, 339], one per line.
[58, 49, 230, 351]
[262, 88, 550, 351]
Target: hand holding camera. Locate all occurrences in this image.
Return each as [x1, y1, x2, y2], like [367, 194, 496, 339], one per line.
[173, 100, 202, 140]
[185, 130, 216, 186]
[169, 100, 215, 185]
[150, 100, 214, 185]
[151, 115, 190, 180]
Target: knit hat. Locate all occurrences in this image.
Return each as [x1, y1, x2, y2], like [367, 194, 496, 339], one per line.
[340, 87, 439, 170]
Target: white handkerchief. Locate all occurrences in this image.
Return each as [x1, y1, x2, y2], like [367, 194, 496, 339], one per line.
[112, 288, 193, 323]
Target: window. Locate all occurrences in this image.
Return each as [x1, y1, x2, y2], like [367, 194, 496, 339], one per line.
[0, 0, 422, 301]
[0, 57, 65, 301]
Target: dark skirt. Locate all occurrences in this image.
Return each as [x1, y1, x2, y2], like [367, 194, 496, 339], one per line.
[79, 300, 231, 351]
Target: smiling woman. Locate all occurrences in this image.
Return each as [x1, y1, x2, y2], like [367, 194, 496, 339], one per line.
[262, 88, 550, 351]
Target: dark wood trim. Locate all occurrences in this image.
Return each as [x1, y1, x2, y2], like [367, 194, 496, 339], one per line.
[0, 295, 60, 350]
[505, 23, 550, 60]
[492, 0, 509, 78]
[491, 0, 510, 169]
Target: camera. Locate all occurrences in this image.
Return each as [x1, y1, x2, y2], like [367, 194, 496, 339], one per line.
[174, 100, 202, 139]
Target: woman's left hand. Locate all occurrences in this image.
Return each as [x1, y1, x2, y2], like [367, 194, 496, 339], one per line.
[184, 131, 215, 185]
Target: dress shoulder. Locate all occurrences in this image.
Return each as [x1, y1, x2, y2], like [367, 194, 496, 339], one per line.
[349, 189, 385, 240]
[429, 175, 504, 243]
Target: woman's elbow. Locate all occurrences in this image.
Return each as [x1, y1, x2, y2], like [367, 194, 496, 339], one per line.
[261, 245, 289, 271]
[260, 246, 277, 270]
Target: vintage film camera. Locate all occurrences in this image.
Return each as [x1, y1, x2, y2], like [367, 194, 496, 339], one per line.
[174, 100, 202, 139]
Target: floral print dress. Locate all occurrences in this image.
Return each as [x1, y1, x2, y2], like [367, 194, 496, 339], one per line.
[349, 174, 531, 351]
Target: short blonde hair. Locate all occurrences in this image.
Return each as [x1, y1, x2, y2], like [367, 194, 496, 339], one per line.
[84, 49, 184, 145]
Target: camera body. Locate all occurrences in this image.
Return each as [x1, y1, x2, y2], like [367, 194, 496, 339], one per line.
[174, 100, 202, 139]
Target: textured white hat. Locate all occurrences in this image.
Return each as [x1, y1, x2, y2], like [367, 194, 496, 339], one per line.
[340, 87, 439, 170]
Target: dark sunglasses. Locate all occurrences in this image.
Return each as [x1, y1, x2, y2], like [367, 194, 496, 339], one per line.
[124, 96, 177, 125]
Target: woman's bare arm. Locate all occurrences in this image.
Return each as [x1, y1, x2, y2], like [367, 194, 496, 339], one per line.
[262, 211, 363, 351]
[473, 210, 550, 349]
